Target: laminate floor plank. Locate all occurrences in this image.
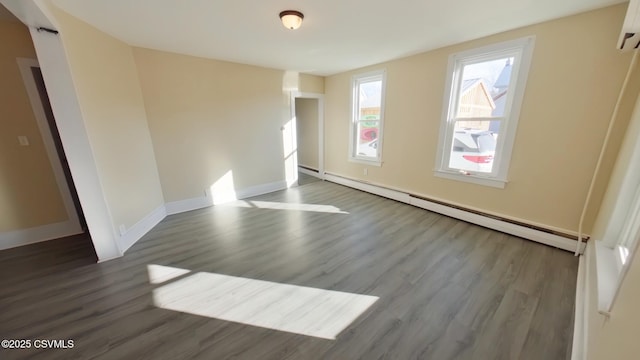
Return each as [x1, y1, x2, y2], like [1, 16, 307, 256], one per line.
[0, 180, 578, 360]
[297, 172, 321, 186]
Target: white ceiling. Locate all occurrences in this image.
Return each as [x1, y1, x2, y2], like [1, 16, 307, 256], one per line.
[52, 0, 626, 76]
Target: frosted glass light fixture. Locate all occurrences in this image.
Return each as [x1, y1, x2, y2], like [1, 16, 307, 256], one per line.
[279, 10, 304, 30]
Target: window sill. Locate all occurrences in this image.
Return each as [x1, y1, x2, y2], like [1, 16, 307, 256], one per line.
[434, 170, 506, 189]
[594, 241, 623, 316]
[348, 157, 382, 167]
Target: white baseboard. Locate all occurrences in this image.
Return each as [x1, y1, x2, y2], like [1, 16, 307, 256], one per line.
[97, 254, 124, 263]
[0, 220, 83, 251]
[325, 174, 410, 203]
[572, 252, 588, 360]
[2, 179, 288, 255]
[236, 180, 287, 199]
[298, 166, 322, 179]
[324, 173, 585, 253]
[165, 194, 213, 216]
[166, 180, 288, 216]
[117, 204, 167, 253]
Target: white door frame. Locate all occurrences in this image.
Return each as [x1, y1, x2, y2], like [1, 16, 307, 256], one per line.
[1, 0, 122, 261]
[291, 92, 325, 179]
[16, 57, 82, 233]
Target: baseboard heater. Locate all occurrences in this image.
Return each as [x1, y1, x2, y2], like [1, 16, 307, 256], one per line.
[298, 165, 323, 179]
[298, 165, 319, 173]
[323, 172, 586, 254]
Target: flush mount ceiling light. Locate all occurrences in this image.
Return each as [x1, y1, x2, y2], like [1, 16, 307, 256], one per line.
[279, 10, 304, 30]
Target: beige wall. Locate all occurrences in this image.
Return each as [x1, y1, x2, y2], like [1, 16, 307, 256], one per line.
[299, 74, 325, 94]
[296, 98, 319, 169]
[133, 47, 324, 202]
[0, 18, 67, 232]
[324, 4, 635, 234]
[48, 6, 165, 232]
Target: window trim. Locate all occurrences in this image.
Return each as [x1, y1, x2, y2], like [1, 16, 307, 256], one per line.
[349, 69, 387, 166]
[434, 36, 535, 186]
[596, 160, 640, 315]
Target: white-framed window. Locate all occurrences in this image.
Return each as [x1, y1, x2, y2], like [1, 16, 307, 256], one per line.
[435, 36, 535, 188]
[349, 70, 386, 165]
[615, 183, 640, 268]
[596, 149, 640, 314]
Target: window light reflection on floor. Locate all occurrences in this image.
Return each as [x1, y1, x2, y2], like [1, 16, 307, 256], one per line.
[147, 264, 191, 284]
[222, 200, 349, 214]
[149, 265, 378, 339]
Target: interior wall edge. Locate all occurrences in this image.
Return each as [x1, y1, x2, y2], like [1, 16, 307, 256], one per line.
[117, 203, 167, 253]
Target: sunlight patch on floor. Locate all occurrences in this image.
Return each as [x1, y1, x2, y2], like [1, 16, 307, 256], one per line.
[222, 200, 349, 214]
[147, 264, 191, 284]
[150, 266, 378, 339]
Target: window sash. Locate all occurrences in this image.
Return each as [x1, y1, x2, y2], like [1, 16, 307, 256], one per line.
[450, 116, 504, 123]
[444, 55, 518, 177]
[354, 120, 380, 159]
[620, 184, 640, 252]
[436, 37, 535, 183]
[351, 71, 385, 163]
[443, 117, 504, 176]
[358, 116, 381, 121]
[356, 119, 380, 126]
[356, 84, 382, 118]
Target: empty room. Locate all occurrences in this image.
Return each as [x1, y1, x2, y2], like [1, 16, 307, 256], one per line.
[2, 0, 640, 359]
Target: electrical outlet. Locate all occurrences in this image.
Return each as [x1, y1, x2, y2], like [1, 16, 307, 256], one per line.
[364, 168, 368, 176]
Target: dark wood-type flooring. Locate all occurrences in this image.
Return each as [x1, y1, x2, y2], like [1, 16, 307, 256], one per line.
[297, 171, 321, 186]
[0, 180, 577, 359]
[0, 232, 96, 276]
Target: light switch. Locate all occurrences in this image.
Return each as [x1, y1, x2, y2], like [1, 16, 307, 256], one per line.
[18, 136, 29, 146]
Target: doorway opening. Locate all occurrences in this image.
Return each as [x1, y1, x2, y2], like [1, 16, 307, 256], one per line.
[31, 65, 88, 231]
[292, 92, 324, 186]
[9, 57, 97, 267]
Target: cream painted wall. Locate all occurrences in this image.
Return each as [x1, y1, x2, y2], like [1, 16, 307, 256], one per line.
[324, 4, 635, 234]
[48, 6, 165, 233]
[0, 18, 67, 232]
[296, 98, 319, 170]
[299, 74, 325, 94]
[133, 47, 324, 202]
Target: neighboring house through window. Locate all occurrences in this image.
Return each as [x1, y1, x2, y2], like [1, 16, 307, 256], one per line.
[435, 36, 535, 188]
[350, 70, 386, 165]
